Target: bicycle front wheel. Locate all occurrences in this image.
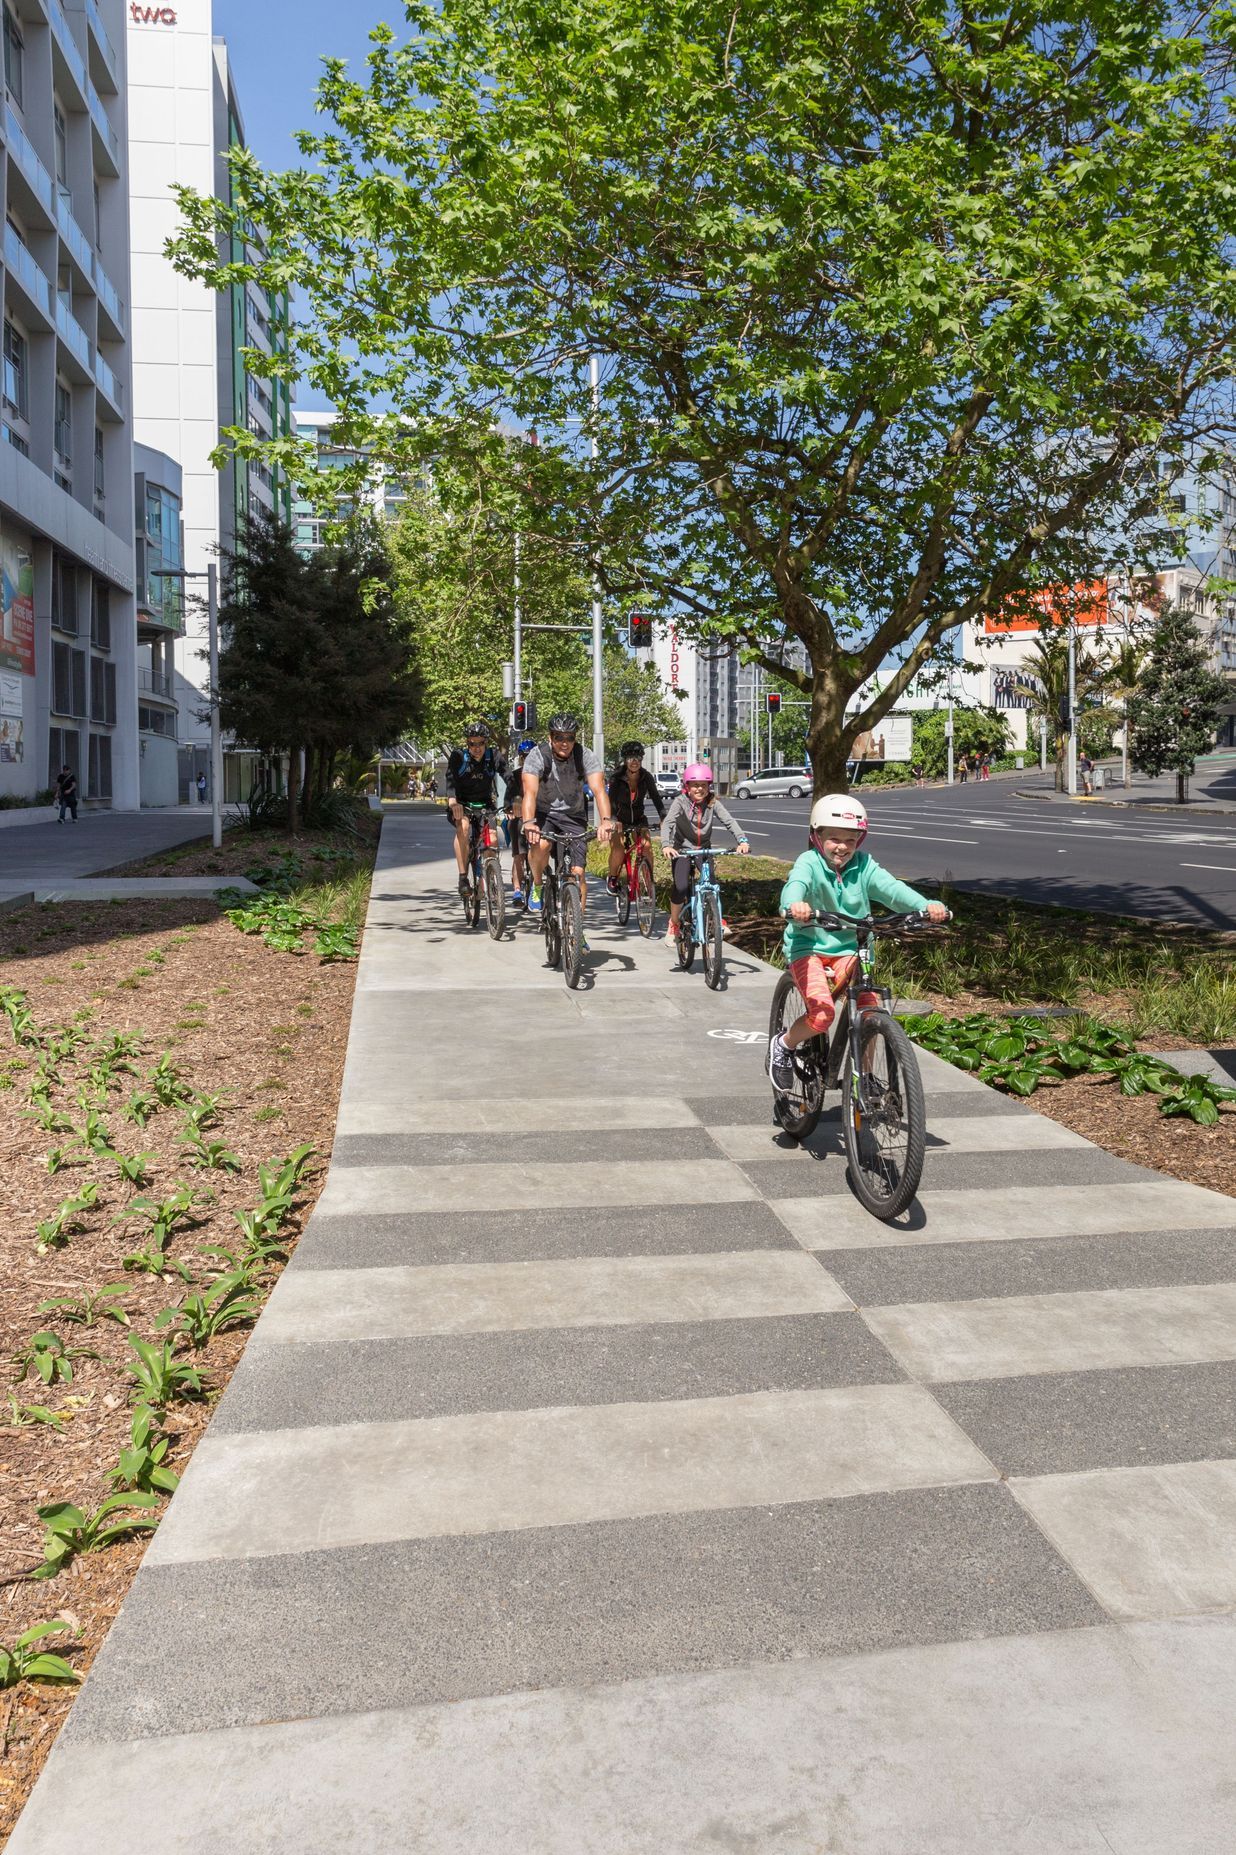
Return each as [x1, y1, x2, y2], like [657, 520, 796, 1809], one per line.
[702, 890, 723, 990]
[635, 855, 656, 936]
[543, 876, 561, 968]
[484, 856, 505, 940]
[841, 1011, 926, 1220]
[677, 917, 696, 969]
[768, 970, 825, 1140]
[562, 880, 584, 989]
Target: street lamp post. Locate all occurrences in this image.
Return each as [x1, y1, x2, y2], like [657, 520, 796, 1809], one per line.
[588, 354, 605, 764]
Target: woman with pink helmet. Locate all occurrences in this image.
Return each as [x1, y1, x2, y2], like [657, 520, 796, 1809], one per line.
[659, 762, 750, 947]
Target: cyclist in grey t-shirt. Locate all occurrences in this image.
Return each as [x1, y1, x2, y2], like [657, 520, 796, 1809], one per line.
[521, 713, 614, 916]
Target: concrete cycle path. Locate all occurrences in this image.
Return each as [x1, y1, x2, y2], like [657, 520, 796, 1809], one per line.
[12, 810, 1236, 1853]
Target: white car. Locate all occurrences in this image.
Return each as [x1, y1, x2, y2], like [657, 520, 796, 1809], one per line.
[733, 767, 810, 800]
[654, 771, 681, 798]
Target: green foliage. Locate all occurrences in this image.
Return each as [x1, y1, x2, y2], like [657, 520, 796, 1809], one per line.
[35, 1185, 99, 1255]
[116, 1186, 200, 1276]
[106, 1149, 157, 1188]
[180, 1132, 241, 1172]
[146, 1053, 192, 1108]
[312, 923, 360, 961]
[155, 1274, 261, 1350]
[46, 1140, 85, 1174]
[32, 1494, 160, 1580]
[0, 1620, 82, 1688]
[38, 1285, 130, 1329]
[108, 1406, 180, 1496]
[5, 1395, 68, 1432]
[1128, 605, 1232, 794]
[12, 1330, 95, 1388]
[911, 708, 1011, 780]
[122, 1086, 162, 1130]
[125, 1336, 208, 1410]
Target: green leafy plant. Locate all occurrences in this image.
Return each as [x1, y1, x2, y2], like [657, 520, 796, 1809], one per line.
[79, 1108, 114, 1154]
[24, 1098, 74, 1135]
[108, 1405, 180, 1496]
[121, 1086, 161, 1129]
[32, 1493, 160, 1579]
[0, 1620, 82, 1687]
[5, 1394, 68, 1432]
[313, 923, 359, 961]
[155, 1274, 261, 1350]
[105, 1149, 157, 1189]
[182, 1090, 225, 1132]
[46, 1140, 86, 1174]
[38, 1285, 130, 1329]
[180, 1132, 241, 1172]
[35, 1184, 100, 1255]
[11, 1330, 96, 1388]
[147, 1053, 192, 1108]
[125, 1335, 207, 1409]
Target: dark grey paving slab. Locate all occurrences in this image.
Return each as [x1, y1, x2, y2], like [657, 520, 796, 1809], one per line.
[292, 1200, 795, 1270]
[936, 1361, 1236, 1477]
[61, 1483, 1103, 1745]
[826, 1227, 1236, 1308]
[331, 1126, 723, 1169]
[211, 1313, 904, 1434]
[741, 1146, 1142, 1199]
[685, 1090, 1038, 1127]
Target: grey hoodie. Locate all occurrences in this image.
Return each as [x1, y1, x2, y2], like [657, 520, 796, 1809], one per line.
[660, 792, 748, 854]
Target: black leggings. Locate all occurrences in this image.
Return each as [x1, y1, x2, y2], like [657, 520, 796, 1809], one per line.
[669, 854, 696, 904]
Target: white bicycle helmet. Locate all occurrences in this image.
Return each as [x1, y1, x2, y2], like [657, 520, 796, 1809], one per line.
[809, 793, 868, 843]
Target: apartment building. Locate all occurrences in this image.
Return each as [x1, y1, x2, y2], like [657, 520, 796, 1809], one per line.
[290, 408, 409, 554]
[0, 0, 137, 806]
[126, 0, 291, 799]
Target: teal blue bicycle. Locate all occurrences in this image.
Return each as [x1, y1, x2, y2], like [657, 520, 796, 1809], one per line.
[674, 848, 725, 989]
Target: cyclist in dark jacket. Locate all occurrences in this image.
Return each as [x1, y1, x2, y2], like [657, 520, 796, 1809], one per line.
[605, 741, 666, 893]
[446, 723, 502, 895]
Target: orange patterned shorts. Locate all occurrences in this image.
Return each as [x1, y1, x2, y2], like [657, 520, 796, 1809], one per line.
[789, 953, 878, 1035]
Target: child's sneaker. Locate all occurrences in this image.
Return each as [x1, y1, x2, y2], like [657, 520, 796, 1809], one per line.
[664, 922, 679, 947]
[768, 1033, 798, 1094]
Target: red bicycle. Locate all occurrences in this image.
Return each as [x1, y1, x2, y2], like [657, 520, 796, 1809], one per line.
[614, 826, 657, 936]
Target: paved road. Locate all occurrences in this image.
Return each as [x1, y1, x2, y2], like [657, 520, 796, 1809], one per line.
[12, 813, 1236, 1853]
[732, 775, 1236, 929]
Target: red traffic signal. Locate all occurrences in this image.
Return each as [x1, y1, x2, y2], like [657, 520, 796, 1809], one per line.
[629, 612, 653, 649]
[512, 701, 528, 730]
[766, 691, 782, 714]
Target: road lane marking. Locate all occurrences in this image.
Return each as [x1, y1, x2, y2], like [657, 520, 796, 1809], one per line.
[1180, 862, 1236, 873]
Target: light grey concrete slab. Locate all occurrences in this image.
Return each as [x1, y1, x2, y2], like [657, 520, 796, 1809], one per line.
[293, 1200, 798, 1269]
[1012, 1460, 1236, 1620]
[684, 1087, 1027, 1127]
[1149, 1047, 1236, 1088]
[335, 1094, 701, 1137]
[51, 1483, 1100, 1747]
[331, 1125, 723, 1169]
[936, 1361, 1236, 1476]
[17, 1618, 1235, 1854]
[775, 1177, 1236, 1250]
[823, 1226, 1236, 1309]
[211, 1313, 905, 1433]
[0, 806, 212, 879]
[709, 1113, 1089, 1163]
[863, 1282, 1236, 1384]
[264, 1248, 849, 1341]
[314, 1155, 759, 1216]
[147, 1384, 995, 1566]
[746, 1147, 1144, 1201]
[7, 876, 259, 899]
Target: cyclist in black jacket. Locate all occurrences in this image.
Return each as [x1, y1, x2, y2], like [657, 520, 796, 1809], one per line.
[605, 741, 665, 893]
[446, 723, 502, 895]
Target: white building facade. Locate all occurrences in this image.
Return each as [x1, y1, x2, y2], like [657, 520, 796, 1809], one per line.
[126, 0, 290, 799]
[0, 0, 138, 806]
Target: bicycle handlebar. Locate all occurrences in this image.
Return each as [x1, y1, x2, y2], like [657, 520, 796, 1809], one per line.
[779, 907, 950, 934]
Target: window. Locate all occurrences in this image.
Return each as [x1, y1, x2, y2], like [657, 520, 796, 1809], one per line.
[93, 426, 104, 510]
[87, 732, 111, 800]
[48, 727, 79, 790]
[54, 381, 72, 485]
[3, 424, 28, 456]
[2, 320, 27, 422]
[138, 704, 176, 738]
[52, 642, 87, 718]
[89, 656, 115, 724]
[3, 4, 22, 108]
[90, 579, 110, 650]
[53, 101, 68, 192]
[93, 179, 101, 250]
[51, 553, 78, 634]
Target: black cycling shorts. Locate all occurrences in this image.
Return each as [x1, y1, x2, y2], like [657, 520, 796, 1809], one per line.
[536, 810, 588, 870]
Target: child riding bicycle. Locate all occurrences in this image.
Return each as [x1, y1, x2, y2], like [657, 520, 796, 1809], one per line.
[768, 793, 948, 1092]
[659, 762, 750, 946]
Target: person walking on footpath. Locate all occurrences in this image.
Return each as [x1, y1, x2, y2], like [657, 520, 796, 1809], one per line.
[1079, 749, 1094, 796]
[55, 765, 77, 822]
[196, 770, 208, 806]
[957, 753, 968, 784]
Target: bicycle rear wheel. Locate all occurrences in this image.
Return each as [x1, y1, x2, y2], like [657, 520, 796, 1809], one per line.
[615, 869, 631, 925]
[702, 890, 723, 989]
[841, 1011, 925, 1219]
[635, 855, 656, 936]
[562, 880, 584, 989]
[768, 971, 826, 1140]
[543, 874, 561, 967]
[676, 916, 696, 969]
[484, 856, 505, 939]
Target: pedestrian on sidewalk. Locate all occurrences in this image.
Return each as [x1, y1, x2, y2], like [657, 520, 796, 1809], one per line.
[55, 765, 77, 822]
[979, 753, 991, 782]
[196, 770, 208, 805]
[1079, 750, 1094, 796]
[957, 754, 968, 783]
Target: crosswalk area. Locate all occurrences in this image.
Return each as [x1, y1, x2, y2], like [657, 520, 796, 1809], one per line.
[11, 817, 1236, 1855]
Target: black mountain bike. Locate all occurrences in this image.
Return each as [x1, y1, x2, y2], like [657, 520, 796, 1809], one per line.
[460, 804, 505, 939]
[767, 908, 949, 1219]
[536, 823, 595, 989]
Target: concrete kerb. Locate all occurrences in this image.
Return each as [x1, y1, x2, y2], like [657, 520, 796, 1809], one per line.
[1014, 786, 1236, 816]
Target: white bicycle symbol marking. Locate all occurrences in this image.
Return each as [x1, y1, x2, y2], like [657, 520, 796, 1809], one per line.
[707, 1028, 769, 1045]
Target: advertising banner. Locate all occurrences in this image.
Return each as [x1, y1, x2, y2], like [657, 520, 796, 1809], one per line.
[0, 666, 24, 762]
[0, 530, 35, 675]
[984, 579, 1109, 635]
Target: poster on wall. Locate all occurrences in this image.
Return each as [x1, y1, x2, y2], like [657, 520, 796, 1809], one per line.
[0, 666, 24, 762]
[0, 530, 35, 675]
[984, 579, 1109, 635]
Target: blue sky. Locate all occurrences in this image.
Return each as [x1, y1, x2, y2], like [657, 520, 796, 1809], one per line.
[214, 0, 406, 171]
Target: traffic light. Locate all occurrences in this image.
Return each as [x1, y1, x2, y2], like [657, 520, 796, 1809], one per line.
[512, 700, 529, 732]
[629, 612, 653, 649]
[766, 690, 782, 714]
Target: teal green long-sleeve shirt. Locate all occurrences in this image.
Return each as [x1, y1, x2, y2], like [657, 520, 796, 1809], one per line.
[779, 848, 930, 961]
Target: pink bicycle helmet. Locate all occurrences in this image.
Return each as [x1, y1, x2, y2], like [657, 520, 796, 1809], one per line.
[681, 763, 714, 784]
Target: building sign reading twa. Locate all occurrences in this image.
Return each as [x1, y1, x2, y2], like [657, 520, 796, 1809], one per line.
[129, 4, 177, 22]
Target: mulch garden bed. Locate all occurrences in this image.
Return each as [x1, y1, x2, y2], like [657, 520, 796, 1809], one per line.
[0, 892, 363, 1840]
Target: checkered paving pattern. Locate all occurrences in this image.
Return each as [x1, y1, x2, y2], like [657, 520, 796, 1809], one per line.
[12, 817, 1236, 1854]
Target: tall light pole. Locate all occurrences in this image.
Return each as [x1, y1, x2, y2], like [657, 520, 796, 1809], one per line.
[588, 354, 605, 764]
[1066, 623, 1078, 796]
[946, 664, 955, 785]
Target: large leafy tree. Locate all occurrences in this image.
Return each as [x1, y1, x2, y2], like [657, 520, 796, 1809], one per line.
[172, 1, 1236, 790]
[1128, 605, 1231, 800]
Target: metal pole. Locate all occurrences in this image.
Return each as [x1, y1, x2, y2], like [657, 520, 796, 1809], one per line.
[207, 562, 222, 850]
[1066, 625, 1077, 795]
[588, 354, 604, 764]
[946, 670, 955, 785]
[1040, 715, 1047, 772]
[767, 703, 773, 769]
[513, 532, 522, 703]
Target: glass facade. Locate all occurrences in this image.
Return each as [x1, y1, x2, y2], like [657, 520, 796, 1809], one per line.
[136, 478, 183, 632]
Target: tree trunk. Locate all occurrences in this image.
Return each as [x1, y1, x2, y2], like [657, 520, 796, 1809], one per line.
[806, 670, 852, 796]
[301, 746, 315, 822]
[287, 745, 301, 837]
[1177, 771, 1188, 803]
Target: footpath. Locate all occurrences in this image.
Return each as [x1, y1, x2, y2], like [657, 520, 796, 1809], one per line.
[11, 810, 1236, 1852]
[0, 807, 248, 906]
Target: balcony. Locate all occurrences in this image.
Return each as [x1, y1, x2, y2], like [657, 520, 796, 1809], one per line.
[56, 295, 93, 376]
[139, 667, 175, 700]
[4, 223, 53, 322]
[94, 348, 123, 412]
[81, 0, 119, 92]
[56, 184, 94, 280]
[137, 585, 185, 636]
[5, 104, 54, 219]
[95, 260, 124, 336]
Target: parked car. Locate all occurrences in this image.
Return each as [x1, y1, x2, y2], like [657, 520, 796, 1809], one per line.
[733, 767, 810, 800]
[654, 771, 681, 798]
